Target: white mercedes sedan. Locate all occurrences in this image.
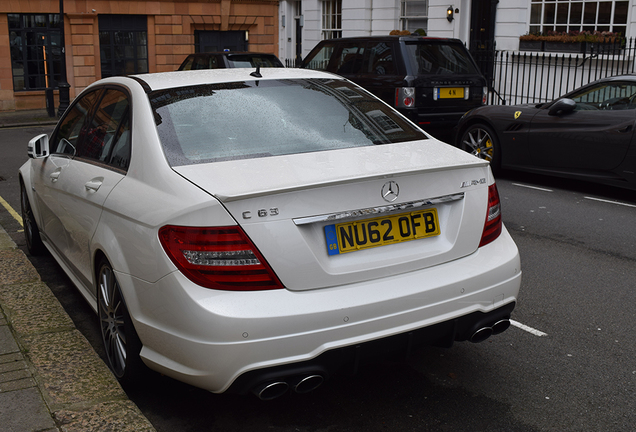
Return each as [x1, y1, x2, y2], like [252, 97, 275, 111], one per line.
[19, 68, 521, 400]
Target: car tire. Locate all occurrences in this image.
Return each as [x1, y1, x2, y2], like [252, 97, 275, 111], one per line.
[20, 180, 46, 256]
[459, 123, 501, 173]
[97, 257, 144, 386]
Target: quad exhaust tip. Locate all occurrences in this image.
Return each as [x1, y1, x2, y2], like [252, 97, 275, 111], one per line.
[253, 374, 325, 400]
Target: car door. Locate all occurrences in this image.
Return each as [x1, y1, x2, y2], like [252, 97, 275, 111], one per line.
[528, 81, 636, 170]
[38, 87, 130, 290]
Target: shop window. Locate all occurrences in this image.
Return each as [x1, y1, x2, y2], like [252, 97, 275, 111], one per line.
[8, 14, 63, 91]
[99, 15, 148, 78]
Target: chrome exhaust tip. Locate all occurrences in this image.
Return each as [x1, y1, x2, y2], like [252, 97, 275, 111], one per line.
[293, 375, 324, 394]
[491, 319, 511, 335]
[253, 381, 289, 400]
[469, 326, 493, 343]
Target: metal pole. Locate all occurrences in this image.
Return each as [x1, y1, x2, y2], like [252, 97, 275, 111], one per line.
[57, 0, 70, 117]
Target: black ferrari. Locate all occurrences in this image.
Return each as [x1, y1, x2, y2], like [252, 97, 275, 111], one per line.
[455, 75, 636, 190]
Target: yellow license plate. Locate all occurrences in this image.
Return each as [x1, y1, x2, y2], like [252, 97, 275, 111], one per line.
[325, 208, 440, 255]
[436, 87, 464, 99]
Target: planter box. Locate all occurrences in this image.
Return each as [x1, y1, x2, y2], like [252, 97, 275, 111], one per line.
[519, 40, 544, 52]
[544, 41, 585, 53]
[585, 42, 624, 55]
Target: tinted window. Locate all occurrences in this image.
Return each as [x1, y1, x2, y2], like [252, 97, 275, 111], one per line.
[404, 42, 479, 75]
[303, 43, 336, 71]
[52, 89, 101, 155]
[226, 54, 283, 68]
[569, 82, 636, 111]
[363, 42, 395, 75]
[334, 43, 364, 75]
[75, 89, 130, 167]
[150, 79, 427, 166]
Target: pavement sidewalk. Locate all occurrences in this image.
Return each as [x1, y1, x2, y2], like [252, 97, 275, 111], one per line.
[0, 109, 156, 431]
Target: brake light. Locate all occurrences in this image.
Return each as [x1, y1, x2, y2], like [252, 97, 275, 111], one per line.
[159, 225, 284, 291]
[479, 183, 502, 247]
[395, 87, 415, 108]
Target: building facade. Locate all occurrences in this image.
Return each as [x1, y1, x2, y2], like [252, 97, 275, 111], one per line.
[1, 0, 279, 112]
[278, 0, 636, 63]
[3, 0, 636, 112]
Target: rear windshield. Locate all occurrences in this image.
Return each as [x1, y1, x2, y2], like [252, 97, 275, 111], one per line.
[149, 79, 427, 166]
[404, 42, 479, 75]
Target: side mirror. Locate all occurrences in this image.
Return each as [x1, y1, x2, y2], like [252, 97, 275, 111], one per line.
[27, 134, 50, 159]
[548, 98, 576, 116]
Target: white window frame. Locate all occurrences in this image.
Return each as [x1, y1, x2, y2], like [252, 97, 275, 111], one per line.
[400, 0, 428, 33]
[529, 0, 628, 35]
[321, 0, 342, 40]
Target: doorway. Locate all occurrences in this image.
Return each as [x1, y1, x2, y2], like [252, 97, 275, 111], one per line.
[195, 31, 247, 52]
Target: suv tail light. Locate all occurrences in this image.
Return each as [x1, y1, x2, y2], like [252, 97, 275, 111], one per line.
[479, 183, 502, 247]
[159, 225, 284, 291]
[395, 87, 415, 108]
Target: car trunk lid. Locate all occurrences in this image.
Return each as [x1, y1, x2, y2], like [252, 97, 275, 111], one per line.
[173, 140, 491, 291]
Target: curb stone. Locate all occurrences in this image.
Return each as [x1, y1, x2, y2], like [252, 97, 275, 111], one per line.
[0, 224, 155, 431]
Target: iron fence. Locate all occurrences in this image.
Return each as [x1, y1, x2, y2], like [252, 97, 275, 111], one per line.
[473, 38, 636, 106]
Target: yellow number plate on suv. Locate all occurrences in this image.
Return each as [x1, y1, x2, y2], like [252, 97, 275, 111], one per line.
[435, 87, 465, 99]
[325, 208, 440, 255]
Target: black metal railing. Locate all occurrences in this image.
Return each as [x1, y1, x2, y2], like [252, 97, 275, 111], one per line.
[472, 38, 636, 106]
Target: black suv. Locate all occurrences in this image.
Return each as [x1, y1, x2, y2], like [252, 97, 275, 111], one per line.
[300, 36, 487, 141]
[178, 52, 284, 70]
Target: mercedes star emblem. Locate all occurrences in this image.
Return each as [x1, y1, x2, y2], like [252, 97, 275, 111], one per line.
[381, 181, 399, 202]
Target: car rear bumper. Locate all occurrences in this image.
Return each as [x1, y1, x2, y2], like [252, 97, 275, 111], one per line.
[118, 225, 521, 394]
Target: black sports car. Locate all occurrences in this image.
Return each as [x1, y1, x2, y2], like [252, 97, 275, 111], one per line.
[455, 75, 636, 190]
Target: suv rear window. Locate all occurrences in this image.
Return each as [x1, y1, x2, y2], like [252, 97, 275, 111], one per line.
[404, 42, 479, 75]
[150, 79, 427, 166]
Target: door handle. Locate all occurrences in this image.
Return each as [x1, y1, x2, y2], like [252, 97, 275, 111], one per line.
[618, 125, 633, 133]
[84, 178, 103, 192]
[49, 169, 61, 182]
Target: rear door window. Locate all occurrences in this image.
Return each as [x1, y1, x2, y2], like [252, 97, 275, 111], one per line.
[333, 43, 365, 75]
[75, 88, 131, 170]
[362, 41, 396, 75]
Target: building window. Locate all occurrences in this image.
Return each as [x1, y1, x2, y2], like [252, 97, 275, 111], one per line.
[530, 0, 628, 36]
[99, 15, 148, 78]
[401, 0, 428, 34]
[322, 0, 342, 39]
[8, 14, 63, 91]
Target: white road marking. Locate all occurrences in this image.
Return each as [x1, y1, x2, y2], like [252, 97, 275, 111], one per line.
[584, 196, 636, 208]
[510, 319, 548, 337]
[512, 183, 553, 192]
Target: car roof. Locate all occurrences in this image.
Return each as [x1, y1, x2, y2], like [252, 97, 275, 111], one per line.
[321, 35, 462, 43]
[127, 68, 339, 92]
[185, 52, 279, 57]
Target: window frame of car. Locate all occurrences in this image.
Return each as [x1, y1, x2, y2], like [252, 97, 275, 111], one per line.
[50, 84, 133, 174]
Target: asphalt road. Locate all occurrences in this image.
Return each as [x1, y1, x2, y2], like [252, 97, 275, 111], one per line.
[2, 125, 635, 431]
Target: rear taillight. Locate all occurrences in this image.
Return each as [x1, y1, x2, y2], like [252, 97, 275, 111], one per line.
[482, 86, 488, 105]
[159, 225, 284, 291]
[395, 87, 415, 108]
[479, 183, 502, 247]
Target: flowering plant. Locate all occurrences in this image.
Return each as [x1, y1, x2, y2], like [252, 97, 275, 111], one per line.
[520, 30, 622, 44]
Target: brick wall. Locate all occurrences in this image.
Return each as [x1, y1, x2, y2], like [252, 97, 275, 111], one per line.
[0, 0, 279, 111]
